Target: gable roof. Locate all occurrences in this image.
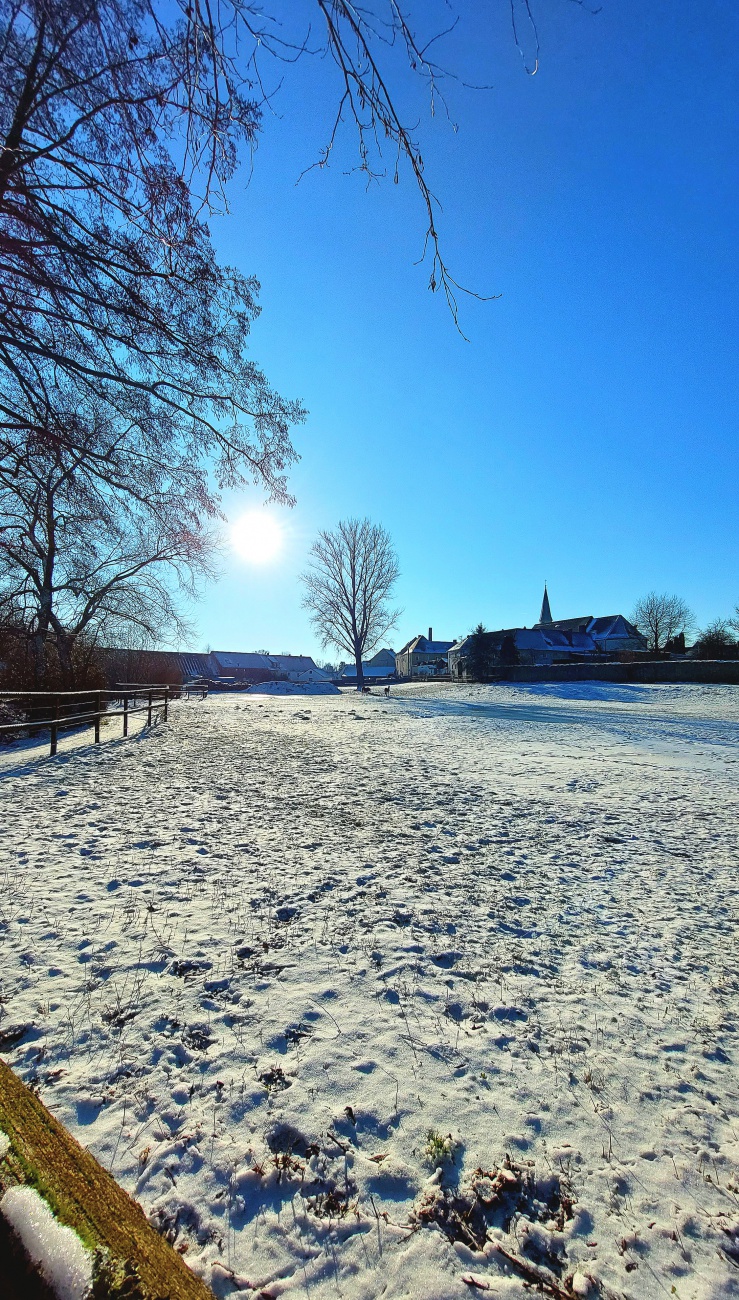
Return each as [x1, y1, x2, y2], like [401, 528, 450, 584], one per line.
[210, 651, 329, 679]
[450, 628, 525, 653]
[179, 653, 215, 679]
[398, 634, 454, 655]
[367, 647, 396, 667]
[211, 651, 272, 669]
[514, 628, 549, 649]
[587, 615, 643, 640]
[268, 654, 326, 674]
[535, 615, 593, 633]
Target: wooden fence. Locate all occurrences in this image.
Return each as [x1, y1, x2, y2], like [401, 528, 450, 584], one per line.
[0, 685, 178, 757]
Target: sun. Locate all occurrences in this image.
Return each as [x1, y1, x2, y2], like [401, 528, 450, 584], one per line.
[230, 511, 284, 564]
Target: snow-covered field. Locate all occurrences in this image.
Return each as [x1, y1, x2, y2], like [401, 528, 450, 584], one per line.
[1, 682, 738, 1299]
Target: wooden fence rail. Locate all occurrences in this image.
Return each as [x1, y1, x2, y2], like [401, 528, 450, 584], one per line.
[0, 685, 177, 757]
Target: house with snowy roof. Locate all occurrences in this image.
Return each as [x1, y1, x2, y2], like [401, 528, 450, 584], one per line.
[98, 646, 329, 687]
[207, 651, 330, 684]
[534, 585, 647, 655]
[448, 587, 647, 677]
[395, 629, 454, 678]
[341, 648, 397, 682]
[448, 628, 545, 675]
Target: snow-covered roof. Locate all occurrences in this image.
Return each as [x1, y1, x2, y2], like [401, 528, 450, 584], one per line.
[209, 651, 328, 678]
[570, 631, 597, 650]
[404, 614, 646, 665]
[268, 655, 326, 674]
[514, 629, 549, 649]
[450, 629, 528, 654]
[211, 651, 272, 669]
[342, 663, 395, 677]
[535, 615, 593, 633]
[533, 613, 645, 645]
[178, 653, 214, 678]
[399, 635, 454, 655]
[588, 615, 641, 640]
[367, 648, 396, 667]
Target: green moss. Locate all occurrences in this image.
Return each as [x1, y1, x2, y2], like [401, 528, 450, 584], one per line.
[0, 1113, 101, 1251]
[0, 1060, 214, 1299]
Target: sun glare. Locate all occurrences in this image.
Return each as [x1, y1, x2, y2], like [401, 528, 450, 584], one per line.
[230, 511, 283, 564]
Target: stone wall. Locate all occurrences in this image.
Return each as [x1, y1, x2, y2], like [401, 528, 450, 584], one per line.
[500, 660, 739, 685]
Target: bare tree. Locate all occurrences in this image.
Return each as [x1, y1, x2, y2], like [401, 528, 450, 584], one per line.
[301, 518, 400, 691]
[631, 591, 694, 655]
[0, 403, 216, 683]
[693, 619, 738, 661]
[0, 0, 308, 481]
[0, 0, 585, 672]
[0, 0, 577, 467]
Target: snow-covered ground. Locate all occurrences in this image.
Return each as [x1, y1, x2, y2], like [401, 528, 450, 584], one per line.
[1, 682, 738, 1299]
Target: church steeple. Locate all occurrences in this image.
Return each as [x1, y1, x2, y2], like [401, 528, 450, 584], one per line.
[539, 583, 553, 625]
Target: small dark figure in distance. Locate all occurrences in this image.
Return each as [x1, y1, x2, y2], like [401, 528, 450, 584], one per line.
[384, 685, 390, 697]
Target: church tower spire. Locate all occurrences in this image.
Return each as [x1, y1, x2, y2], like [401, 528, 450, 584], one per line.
[539, 583, 553, 625]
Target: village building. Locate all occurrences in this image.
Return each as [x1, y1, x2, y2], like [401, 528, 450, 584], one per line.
[395, 629, 454, 679]
[99, 647, 330, 687]
[340, 648, 397, 682]
[533, 584, 647, 655]
[206, 651, 330, 684]
[448, 587, 648, 678]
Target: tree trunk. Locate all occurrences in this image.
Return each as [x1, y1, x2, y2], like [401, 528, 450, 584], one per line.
[30, 628, 46, 685]
[354, 643, 364, 692]
[55, 630, 75, 687]
[31, 588, 54, 685]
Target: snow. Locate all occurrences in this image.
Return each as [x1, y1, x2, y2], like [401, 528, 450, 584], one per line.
[1, 682, 738, 1298]
[0, 1127, 9, 1159]
[0, 1184, 93, 1299]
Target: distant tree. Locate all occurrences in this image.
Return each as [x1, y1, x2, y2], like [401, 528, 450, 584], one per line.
[466, 623, 495, 680]
[301, 519, 400, 692]
[664, 631, 686, 655]
[692, 620, 738, 661]
[632, 592, 694, 654]
[499, 633, 520, 667]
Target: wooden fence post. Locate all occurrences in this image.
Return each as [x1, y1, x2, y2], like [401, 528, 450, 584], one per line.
[94, 692, 101, 744]
[147, 691, 152, 726]
[123, 694, 129, 737]
[164, 687, 169, 722]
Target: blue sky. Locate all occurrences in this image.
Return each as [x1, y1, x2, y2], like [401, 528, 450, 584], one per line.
[185, 0, 738, 659]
